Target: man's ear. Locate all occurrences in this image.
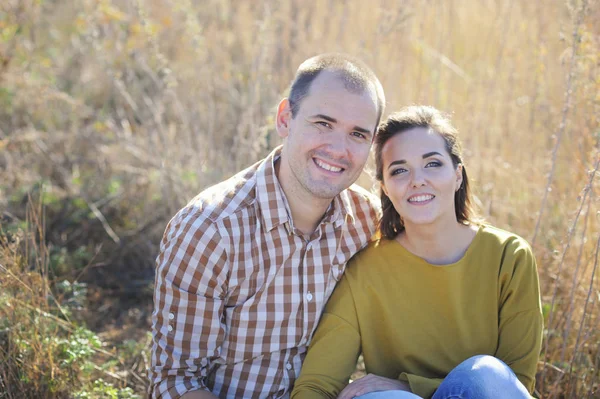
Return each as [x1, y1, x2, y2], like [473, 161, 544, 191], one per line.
[276, 98, 292, 138]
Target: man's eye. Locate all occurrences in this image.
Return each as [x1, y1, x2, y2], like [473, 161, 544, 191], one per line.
[316, 121, 331, 128]
[351, 132, 367, 139]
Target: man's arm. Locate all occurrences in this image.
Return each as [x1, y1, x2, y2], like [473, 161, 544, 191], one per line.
[149, 208, 229, 398]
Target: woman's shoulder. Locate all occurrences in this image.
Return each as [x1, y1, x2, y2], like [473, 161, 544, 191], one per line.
[475, 224, 537, 277]
[344, 238, 400, 276]
[350, 237, 398, 261]
[477, 224, 533, 252]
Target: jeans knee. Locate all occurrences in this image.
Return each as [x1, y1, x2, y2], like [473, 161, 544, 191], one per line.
[433, 356, 530, 399]
[454, 355, 515, 384]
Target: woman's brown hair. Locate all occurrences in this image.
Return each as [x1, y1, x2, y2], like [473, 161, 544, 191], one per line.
[375, 105, 478, 239]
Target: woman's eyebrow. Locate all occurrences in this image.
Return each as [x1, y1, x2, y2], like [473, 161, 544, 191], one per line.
[387, 159, 406, 170]
[423, 151, 442, 158]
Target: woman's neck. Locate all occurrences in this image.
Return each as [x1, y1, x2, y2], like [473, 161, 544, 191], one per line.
[398, 219, 478, 265]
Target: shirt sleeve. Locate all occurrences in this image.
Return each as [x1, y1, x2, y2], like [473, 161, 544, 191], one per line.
[496, 238, 543, 394]
[291, 276, 362, 399]
[149, 207, 229, 399]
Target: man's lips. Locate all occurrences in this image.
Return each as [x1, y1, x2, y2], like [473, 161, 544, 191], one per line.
[314, 158, 345, 173]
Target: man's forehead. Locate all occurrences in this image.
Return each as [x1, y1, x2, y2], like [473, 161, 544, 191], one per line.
[308, 70, 372, 95]
[307, 87, 377, 124]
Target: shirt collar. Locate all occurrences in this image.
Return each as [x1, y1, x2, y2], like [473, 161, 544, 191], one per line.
[255, 146, 353, 232]
[329, 189, 355, 226]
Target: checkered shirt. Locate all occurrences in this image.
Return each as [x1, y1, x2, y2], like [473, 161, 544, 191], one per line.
[149, 146, 380, 398]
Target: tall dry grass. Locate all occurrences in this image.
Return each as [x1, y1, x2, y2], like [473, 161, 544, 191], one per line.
[0, 0, 599, 397]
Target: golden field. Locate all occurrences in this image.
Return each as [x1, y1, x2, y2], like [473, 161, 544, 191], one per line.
[0, 0, 599, 397]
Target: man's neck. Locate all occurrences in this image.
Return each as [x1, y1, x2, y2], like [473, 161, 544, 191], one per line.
[274, 158, 334, 236]
[285, 193, 332, 236]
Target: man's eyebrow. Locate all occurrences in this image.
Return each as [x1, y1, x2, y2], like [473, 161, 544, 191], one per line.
[310, 114, 337, 123]
[310, 114, 373, 135]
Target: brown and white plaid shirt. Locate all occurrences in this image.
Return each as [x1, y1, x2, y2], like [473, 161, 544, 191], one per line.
[149, 146, 380, 398]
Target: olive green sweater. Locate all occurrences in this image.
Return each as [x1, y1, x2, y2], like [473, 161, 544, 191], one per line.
[291, 225, 543, 399]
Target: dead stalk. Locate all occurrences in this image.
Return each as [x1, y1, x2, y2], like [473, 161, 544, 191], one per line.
[531, 0, 588, 247]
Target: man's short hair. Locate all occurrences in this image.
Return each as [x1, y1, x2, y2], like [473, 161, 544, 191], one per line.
[288, 53, 386, 127]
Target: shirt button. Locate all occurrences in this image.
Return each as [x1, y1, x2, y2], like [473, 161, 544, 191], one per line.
[306, 292, 313, 301]
[168, 313, 175, 320]
[167, 325, 173, 332]
[286, 363, 292, 370]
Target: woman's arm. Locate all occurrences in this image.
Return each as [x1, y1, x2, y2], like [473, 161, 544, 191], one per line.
[496, 238, 544, 393]
[291, 276, 362, 399]
[337, 374, 412, 399]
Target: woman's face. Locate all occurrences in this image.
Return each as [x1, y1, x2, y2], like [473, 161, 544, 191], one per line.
[380, 127, 463, 228]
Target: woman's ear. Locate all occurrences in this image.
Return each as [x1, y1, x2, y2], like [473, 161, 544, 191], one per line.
[276, 99, 292, 138]
[380, 181, 389, 197]
[455, 163, 464, 191]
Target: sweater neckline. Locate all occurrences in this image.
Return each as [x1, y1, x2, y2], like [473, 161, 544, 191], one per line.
[389, 224, 485, 268]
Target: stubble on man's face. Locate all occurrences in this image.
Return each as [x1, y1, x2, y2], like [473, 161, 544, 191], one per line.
[279, 72, 379, 203]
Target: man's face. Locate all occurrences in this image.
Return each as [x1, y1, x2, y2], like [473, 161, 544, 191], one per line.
[276, 71, 379, 201]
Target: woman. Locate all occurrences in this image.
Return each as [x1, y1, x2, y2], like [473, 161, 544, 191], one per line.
[291, 106, 543, 399]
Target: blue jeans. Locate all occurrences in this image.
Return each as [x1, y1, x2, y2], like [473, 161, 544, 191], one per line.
[356, 355, 531, 399]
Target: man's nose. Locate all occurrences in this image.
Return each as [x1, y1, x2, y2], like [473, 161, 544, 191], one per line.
[323, 132, 348, 157]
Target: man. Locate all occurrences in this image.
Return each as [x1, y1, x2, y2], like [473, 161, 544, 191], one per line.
[149, 53, 385, 398]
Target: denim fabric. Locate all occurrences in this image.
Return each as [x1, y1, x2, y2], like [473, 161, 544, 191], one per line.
[356, 355, 531, 399]
[432, 355, 531, 399]
[357, 391, 422, 399]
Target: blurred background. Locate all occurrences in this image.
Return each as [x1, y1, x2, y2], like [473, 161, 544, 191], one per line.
[0, 0, 598, 397]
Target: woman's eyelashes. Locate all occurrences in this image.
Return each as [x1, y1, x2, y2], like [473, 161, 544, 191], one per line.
[390, 167, 408, 176]
[389, 160, 444, 177]
[425, 160, 443, 168]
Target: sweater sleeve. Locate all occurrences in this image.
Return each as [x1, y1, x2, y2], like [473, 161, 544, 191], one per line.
[291, 276, 362, 399]
[496, 238, 543, 394]
[398, 373, 443, 398]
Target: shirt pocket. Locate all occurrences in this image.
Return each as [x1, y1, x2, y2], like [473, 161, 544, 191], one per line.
[329, 262, 345, 282]
[329, 250, 353, 282]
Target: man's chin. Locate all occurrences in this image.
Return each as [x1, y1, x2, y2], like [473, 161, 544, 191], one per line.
[307, 184, 348, 200]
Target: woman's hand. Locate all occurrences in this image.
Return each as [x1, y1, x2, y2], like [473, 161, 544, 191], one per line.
[337, 374, 412, 399]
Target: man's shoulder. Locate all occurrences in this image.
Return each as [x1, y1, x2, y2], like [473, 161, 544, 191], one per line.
[184, 161, 262, 224]
[341, 183, 381, 216]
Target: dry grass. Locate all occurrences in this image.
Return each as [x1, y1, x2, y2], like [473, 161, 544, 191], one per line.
[0, 197, 149, 397]
[0, 0, 599, 397]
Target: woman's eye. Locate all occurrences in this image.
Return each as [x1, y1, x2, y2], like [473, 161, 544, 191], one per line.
[391, 168, 407, 176]
[426, 161, 442, 168]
